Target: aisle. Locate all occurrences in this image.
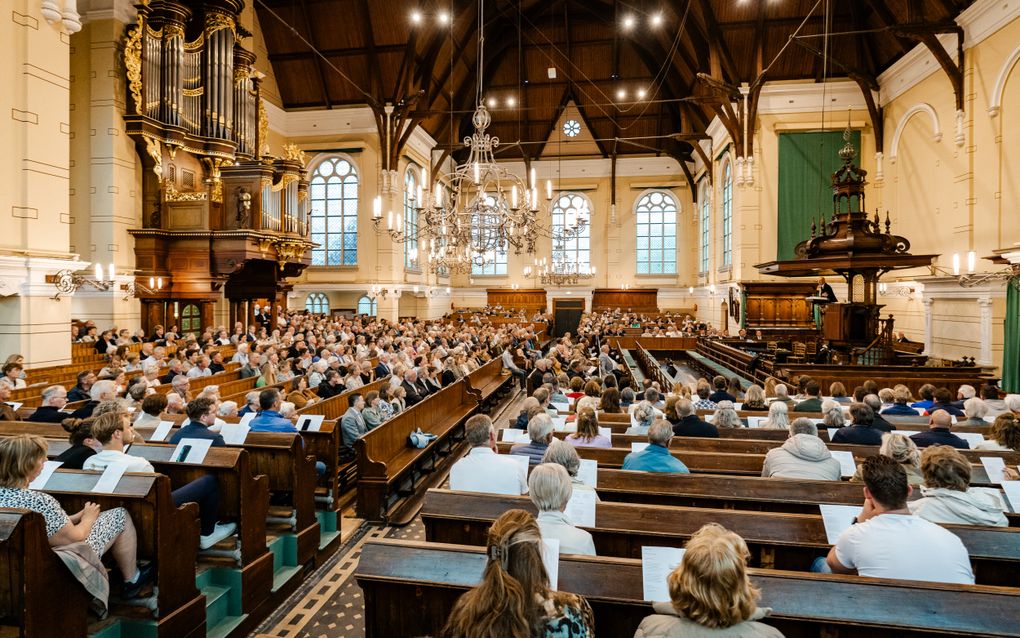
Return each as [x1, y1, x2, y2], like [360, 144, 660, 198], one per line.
[253, 389, 528, 638]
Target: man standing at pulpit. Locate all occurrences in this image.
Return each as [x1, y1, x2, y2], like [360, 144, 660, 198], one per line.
[813, 277, 837, 329]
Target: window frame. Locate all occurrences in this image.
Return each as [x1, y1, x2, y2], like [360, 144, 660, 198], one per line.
[304, 292, 330, 314]
[634, 189, 679, 276]
[308, 153, 360, 267]
[404, 165, 420, 271]
[550, 191, 592, 271]
[357, 295, 377, 317]
[721, 158, 733, 269]
[699, 178, 711, 275]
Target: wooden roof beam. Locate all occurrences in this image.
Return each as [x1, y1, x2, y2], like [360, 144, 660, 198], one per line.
[296, 0, 332, 109]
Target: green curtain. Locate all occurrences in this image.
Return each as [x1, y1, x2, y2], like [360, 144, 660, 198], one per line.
[776, 130, 861, 261]
[1003, 281, 1020, 393]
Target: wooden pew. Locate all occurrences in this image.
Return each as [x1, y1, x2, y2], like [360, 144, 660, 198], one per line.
[355, 379, 479, 523]
[589, 469, 1020, 528]
[0, 508, 89, 637]
[42, 470, 205, 636]
[421, 489, 1020, 587]
[464, 358, 513, 412]
[356, 539, 1020, 638]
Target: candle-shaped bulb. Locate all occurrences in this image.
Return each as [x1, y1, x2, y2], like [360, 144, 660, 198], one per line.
[967, 250, 976, 273]
[387, 211, 393, 230]
[149, 277, 155, 288]
[511, 185, 518, 208]
[157, 277, 163, 289]
[530, 167, 536, 189]
[416, 184, 423, 204]
[952, 252, 960, 276]
[545, 179, 552, 200]
[473, 162, 480, 184]
[373, 196, 382, 218]
[108, 263, 115, 281]
[95, 263, 103, 281]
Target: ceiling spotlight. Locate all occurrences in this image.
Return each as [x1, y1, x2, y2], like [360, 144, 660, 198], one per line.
[617, 89, 627, 101]
[486, 97, 496, 108]
[637, 88, 647, 99]
[437, 11, 449, 24]
[650, 13, 663, 27]
[410, 10, 422, 24]
[622, 15, 635, 30]
[506, 96, 516, 107]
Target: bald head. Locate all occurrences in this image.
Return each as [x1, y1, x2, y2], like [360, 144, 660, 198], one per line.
[930, 409, 953, 429]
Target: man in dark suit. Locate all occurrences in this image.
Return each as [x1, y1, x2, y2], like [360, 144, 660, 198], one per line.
[169, 398, 226, 447]
[816, 277, 837, 303]
[374, 354, 392, 380]
[27, 385, 69, 423]
[401, 369, 424, 407]
[671, 399, 718, 438]
[910, 410, 970, 449]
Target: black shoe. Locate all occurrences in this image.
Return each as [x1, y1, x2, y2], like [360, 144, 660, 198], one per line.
[122, 563, 155, 599]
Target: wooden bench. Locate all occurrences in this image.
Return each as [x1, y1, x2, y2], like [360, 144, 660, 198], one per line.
[421, 489, 1020, 587]
[0, 508, 89, 637]
[43, 470, 205, 636]
[355, 379, 479, 523]
[356, 539, 1020, 637]
[464, 359, 513, 412]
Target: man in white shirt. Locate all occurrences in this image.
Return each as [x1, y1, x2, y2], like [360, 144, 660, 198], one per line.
[449, 414, 527, 495]
[186, 356, 213, 379]
[529, 462, 596, 556]
[823, 455, 974, 585]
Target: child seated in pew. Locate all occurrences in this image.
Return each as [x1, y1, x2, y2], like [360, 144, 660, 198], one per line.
[0, 434, 154, 599]
[82, 412, 237, 550]
[817, 455, 974, 585]
[634, 523, 784, 638]
[441, 509, 595, 638]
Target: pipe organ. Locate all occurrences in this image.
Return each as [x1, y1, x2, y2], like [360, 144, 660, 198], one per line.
[124, 0, 312, 335]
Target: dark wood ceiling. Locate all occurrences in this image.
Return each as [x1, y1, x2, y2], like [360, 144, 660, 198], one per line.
[254, 0, 973, 162]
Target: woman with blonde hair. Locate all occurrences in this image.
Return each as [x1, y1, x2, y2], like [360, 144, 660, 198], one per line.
[761, 401, 789, 430]
[850, 433, 924, 486]
[565, 407, 611, 448]
[909, 445, 1008, 527]
[712, 401, 743, 429]
[255, 361, 277, 388]
[0, 434, 153, 599]
[742, 385, 767, 411]
[634, 523, 782, 637]
[442, 509, 594, 638]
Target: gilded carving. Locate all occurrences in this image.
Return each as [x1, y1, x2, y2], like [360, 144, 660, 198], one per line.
[182, 87, 204, 97]
[205, 13, 234, 36]
[163, 179, 208, 202]
[144, 137, 162, 179]
[258, 98, 269, 156]
[283, 143, 307, 166]
[124, 19, 144, 115]
[271, 173, 299, 192]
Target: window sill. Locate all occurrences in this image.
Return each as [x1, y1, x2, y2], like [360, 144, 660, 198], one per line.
[309, 265, 358, 270]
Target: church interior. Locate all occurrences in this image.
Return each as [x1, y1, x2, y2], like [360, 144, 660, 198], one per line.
[2, 0, 1020, 636]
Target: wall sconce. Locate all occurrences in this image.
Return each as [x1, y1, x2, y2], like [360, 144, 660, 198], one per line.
[47, 263, 115, 300]
[122, 276, 166, 301]
[878, 282, 915, 298]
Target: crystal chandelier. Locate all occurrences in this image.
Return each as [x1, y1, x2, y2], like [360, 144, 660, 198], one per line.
[372, 0, 586, 273]
[523, 255, 596, 286]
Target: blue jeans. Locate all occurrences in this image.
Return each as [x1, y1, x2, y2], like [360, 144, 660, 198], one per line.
[172, 475, 220, 536]
[810, 556, 833, 574]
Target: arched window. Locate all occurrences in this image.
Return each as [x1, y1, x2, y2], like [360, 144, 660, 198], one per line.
[309, 155, 359, 266]
[181, 304, 200, 333]
[699, 178, 710, 273]
[305, 293, 329, 314]
[404, 166, 420, 270]
[635, 190, 678, 274]
[357, 295, 377, 317]
[722, 161, 733, 268]
[471, 195, 508, 275]
[551, 192, 591, 270]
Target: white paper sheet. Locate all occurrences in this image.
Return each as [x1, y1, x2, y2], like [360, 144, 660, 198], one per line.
[819, 504, 862, 544]
[576, 459, 597, 487]
[830, 450, 857, 478]
[631, 442, 649, 454]
[149, 420, 174, 442]
[731, 403, 742, 411]
[5, 402, 22, 412]
[238, 412, 257, 428]
[980, 457, 1008, 485]
[28, 461, 62, 490]
[551, 416, 568, 431]
[565, 490, 597, 528]
[170, 438, 213, 464]
[541, 538, 560, 590]
[957, 432, 986, 448]
[501, 428, 529, 443]
[826, 428, 840, 441]
[641, 546, 686, 602]
[220, 422, 251, 445]
[1001, 481, 1020, 513]
[746, 416, 764, 429]
[704, 415, 715, 423]
[91, 463, 130, 494]
[296, 414, 325, 432]
[597, 427, 612, 440]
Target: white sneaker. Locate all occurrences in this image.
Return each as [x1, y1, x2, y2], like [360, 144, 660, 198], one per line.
[199, 522, 238, 550]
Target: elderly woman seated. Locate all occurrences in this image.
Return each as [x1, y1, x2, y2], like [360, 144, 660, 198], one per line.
[528, 463, 596, 556]
[711, 401, 742, 429]
[510, 413, 555, 465]
[626, 401, 658, 435]
[741, 385, 767, 411]
[633, 523, 783, 638]
[0, 435, 154, 599]
[760, 401, 789, 430]
[851, 433, 924, 486]
[761, 418, 841, 481]
[959, 397, 990, 426]
[974, 413, 1020, 451]
[542, 439, 598, 499]
[909, 445, 1008, 526]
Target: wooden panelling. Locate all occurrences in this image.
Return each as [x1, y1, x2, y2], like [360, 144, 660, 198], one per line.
[591, 289, 658, 313]
[740, 281, 815, 328]
[485, 289, 547, 312]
